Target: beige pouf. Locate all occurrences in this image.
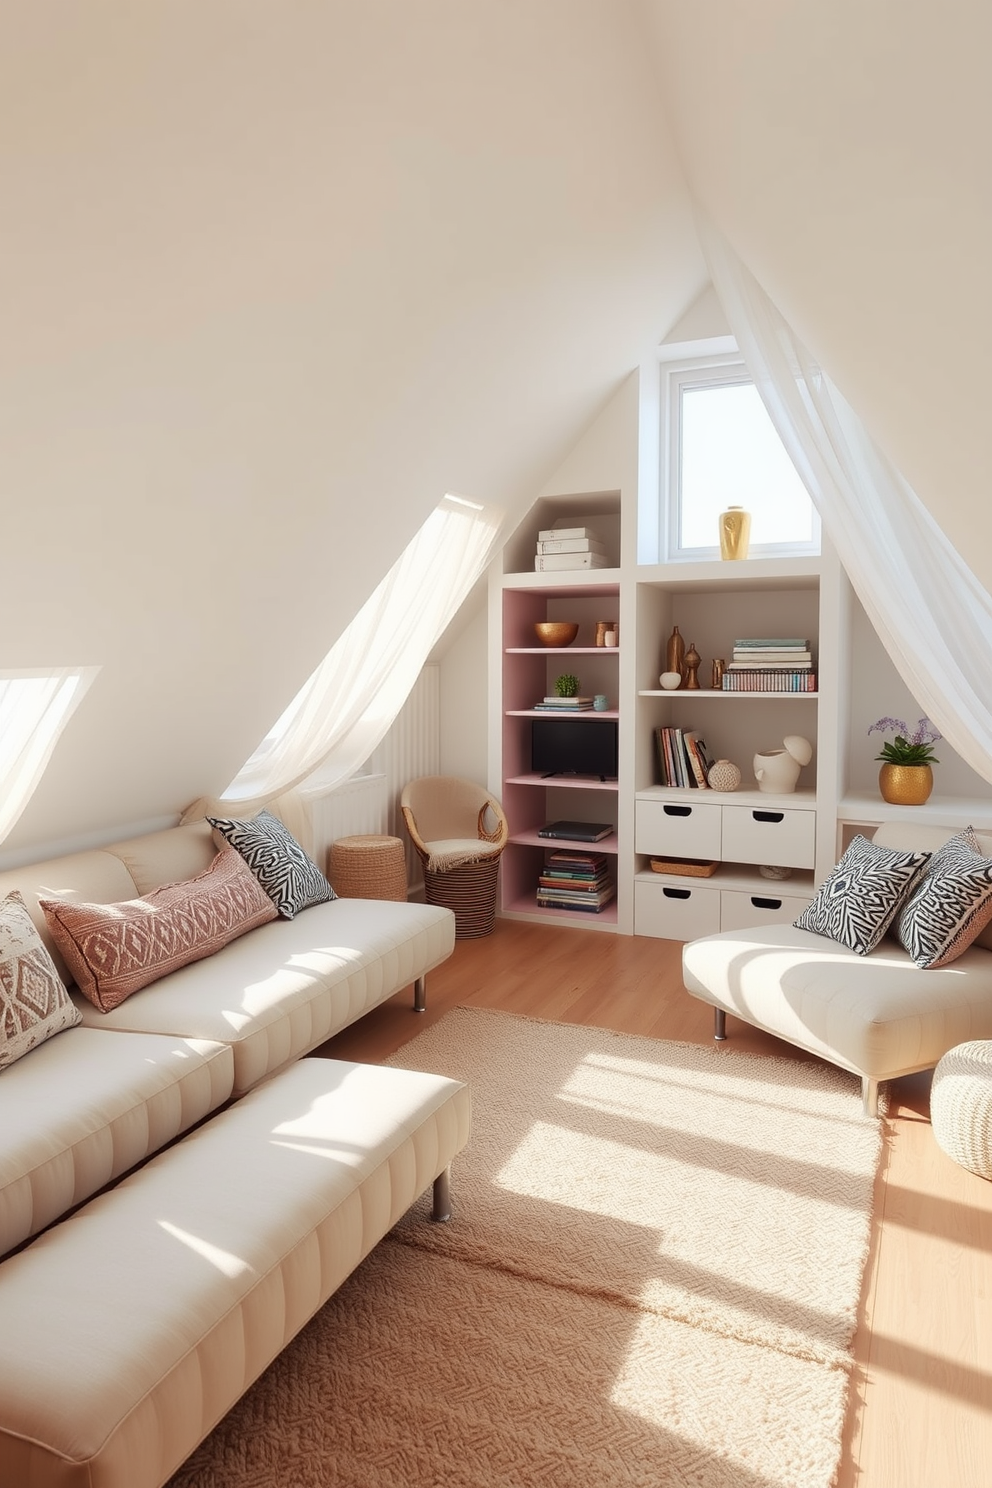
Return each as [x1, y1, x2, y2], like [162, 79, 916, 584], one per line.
[930, 1040, 992, 1180]
[328, 833, 408, 901]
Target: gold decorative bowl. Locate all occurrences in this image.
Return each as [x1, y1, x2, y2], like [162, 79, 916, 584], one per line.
[534, 621, 579, 647]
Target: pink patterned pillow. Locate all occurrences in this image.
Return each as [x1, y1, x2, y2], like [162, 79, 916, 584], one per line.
[40, 847, 278, 1012]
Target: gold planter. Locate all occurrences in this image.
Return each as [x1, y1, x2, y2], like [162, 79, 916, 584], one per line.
[878, 763, 933, 806]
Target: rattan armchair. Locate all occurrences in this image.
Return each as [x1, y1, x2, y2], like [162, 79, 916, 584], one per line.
[400, 776, 509, 938]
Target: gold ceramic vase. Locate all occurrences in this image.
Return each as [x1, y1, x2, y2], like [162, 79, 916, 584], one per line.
[719, 506, 751, 561]
[878, 763, 933, 806]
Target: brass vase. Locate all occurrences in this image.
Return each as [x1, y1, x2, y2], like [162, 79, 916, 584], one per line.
[878, 763, 933, 806]
[665, 624, 686, 680]
[719, 506, 751, 561]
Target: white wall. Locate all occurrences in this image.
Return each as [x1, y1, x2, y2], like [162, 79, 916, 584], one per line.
[642, 0, 992, 589]
[0, 1, 704, 856]
[846, 595, 990, 798]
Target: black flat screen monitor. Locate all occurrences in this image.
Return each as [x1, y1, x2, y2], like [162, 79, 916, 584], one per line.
[531, 718, 618, 780]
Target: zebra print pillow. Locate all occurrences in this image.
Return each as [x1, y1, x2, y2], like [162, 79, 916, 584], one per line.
[208, 809, 337, 919]
[794, 835, 930, 955]
[894, 829, 992, 968]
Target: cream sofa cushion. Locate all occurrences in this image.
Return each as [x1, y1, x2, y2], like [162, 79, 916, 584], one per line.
[0, 850, 140, 984]
[682, 922, 992, 1081]
[0, 1056, 471, 1488]
[70, 895, 455, 1093]
[0, 1027, 233, 1256]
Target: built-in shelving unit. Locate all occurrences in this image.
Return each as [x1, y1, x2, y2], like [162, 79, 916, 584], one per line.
[486, 406, 992, 942]
[488, 494, 623, 931]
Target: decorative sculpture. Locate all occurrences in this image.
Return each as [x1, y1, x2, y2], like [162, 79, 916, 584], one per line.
[753, 736, 813, 794]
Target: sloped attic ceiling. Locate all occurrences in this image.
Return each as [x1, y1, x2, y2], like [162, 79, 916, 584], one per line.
[0, 2, 705, 855]
[643, 0, 992, 588]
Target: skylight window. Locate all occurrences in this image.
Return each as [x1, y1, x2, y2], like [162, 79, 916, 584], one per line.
[0, 668, 98, 844]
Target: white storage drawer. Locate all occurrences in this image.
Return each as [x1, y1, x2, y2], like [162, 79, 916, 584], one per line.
[719, 888, 814, 933]
[720, 805, 816, 870]
[634, 878, 721, 942]
[635, 799, 722, 860]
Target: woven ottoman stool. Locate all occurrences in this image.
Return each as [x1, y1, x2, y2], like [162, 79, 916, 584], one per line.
[930, 1040, 992, 1179]
[328, 833, 408, 901]
[0, 1056, 470, 1488]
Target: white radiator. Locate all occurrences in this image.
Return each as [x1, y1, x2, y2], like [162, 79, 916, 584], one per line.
[306, 773, 389, 871]
[304, 665, 441, 892]
[368, 666, 441, 889]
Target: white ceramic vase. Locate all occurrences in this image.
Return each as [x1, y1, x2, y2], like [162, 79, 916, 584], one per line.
[753, 735, 813, 794]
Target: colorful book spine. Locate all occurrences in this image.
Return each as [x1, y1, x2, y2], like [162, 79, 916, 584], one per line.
[721, 671, 817, 692]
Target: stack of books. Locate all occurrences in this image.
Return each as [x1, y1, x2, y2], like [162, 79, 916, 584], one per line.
[534, 527, 610, 571]
[723, 638, 817, 693]
[536, 849, 616, 913]
[656, 727, 714, 788]
[532, 695, 594, 711]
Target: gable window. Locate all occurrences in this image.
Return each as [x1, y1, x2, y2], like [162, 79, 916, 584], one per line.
[665, 358, 819, 562]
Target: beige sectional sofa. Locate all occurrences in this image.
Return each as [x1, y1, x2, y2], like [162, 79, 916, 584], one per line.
[0, 813, 468, 1488]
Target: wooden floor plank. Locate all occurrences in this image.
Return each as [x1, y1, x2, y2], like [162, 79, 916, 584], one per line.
[317, 918, 992, 1488]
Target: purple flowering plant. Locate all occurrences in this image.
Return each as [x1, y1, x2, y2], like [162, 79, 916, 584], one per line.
[868, 716, 941, 766]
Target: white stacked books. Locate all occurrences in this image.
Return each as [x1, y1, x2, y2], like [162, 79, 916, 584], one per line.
[728, 638, 813, 669]
[535, 528, 610, 571]
[537, 527, 600, 541]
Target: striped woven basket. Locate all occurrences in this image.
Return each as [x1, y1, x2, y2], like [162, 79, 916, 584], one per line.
[422, 855, 501, 939]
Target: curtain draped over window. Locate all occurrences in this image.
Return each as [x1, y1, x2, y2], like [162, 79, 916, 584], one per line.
[184, 494, 504, 824]
[0, 669, 98, 847]
[701, 218, 992, 788]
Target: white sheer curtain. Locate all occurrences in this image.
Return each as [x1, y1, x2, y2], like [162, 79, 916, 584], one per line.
[0, 668, 99, 845]
[212, 493, 504, 808]
[701, 219, 992, 787]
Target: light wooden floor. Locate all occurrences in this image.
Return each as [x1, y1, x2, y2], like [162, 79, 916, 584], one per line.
[320, 918, 992, 1488]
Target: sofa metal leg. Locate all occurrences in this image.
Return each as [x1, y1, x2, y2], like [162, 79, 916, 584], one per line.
[862, 1076, 880, 1117]
[714, 1008, 727, 1041]
[432, 1166, 451, 1222]
[413, 976, 426, 1013]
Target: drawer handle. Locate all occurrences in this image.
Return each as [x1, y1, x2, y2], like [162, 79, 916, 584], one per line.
[663, 804, 692, 818]
[751, 896, 782, 910]
[752, 810, 785, 824]
[662, 886, 691, 900]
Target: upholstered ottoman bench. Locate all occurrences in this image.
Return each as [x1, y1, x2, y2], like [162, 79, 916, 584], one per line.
[0, 1056, 471, 1488]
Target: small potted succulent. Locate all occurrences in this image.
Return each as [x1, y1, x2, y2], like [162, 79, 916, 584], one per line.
[555, 674, 580, 697]
[868, 716, 941, 805]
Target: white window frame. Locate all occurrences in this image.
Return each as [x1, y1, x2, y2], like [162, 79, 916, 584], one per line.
[661, 347, 821, 564]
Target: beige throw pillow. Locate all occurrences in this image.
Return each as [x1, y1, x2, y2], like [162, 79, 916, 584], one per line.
[0, 890, 81, 1069]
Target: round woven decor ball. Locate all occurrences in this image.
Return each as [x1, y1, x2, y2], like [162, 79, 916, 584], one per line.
[930, 1040, 992, 1181]
[707, 759, 742, 792]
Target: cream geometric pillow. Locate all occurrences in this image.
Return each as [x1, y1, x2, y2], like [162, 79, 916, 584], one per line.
[894, 829, 992, 968]
[0, 890, 80, 1069]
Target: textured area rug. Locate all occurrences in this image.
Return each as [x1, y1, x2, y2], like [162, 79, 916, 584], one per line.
[170, 1009, 883, 1488]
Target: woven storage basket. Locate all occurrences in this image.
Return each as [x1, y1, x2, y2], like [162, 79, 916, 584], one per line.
[328, 834, 408, 902]
[423, 855, 501, 939]
[930, 1040, 992, 1181]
